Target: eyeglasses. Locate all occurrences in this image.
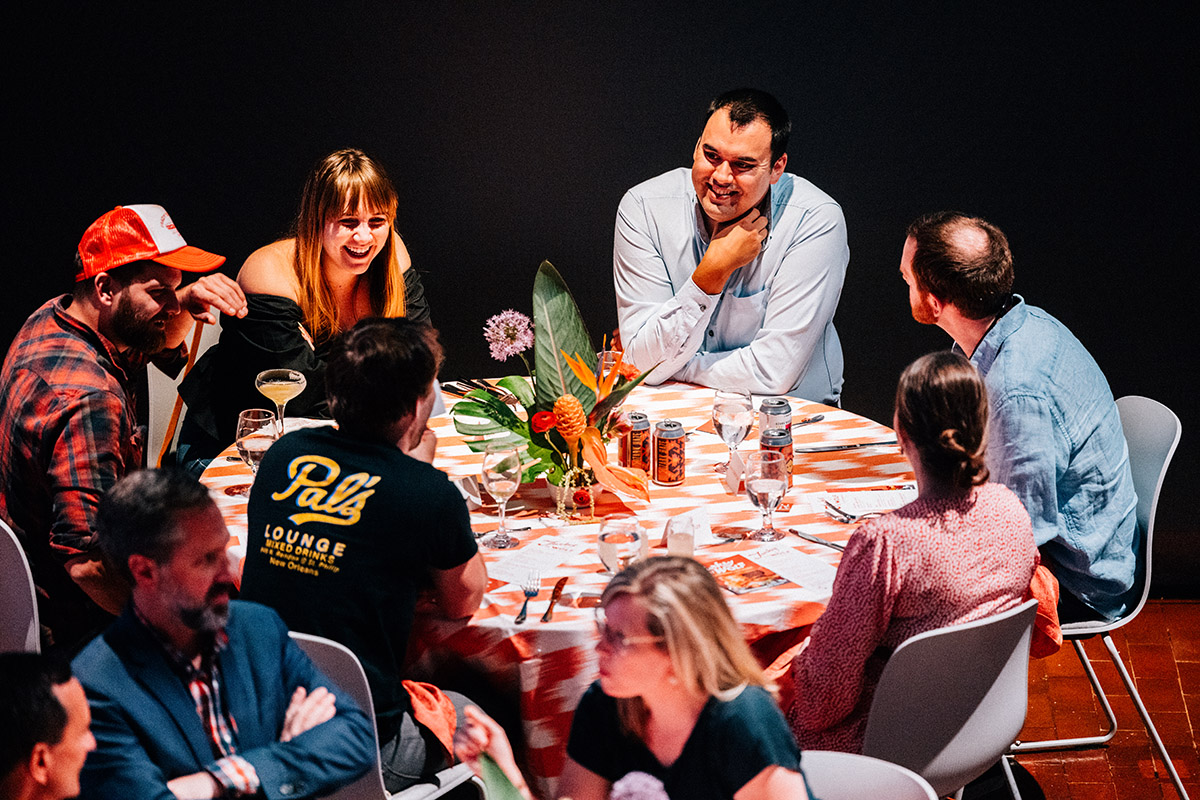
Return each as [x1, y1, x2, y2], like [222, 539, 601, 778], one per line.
[594, 607, 664, 653]
[698, 146, 773, 176]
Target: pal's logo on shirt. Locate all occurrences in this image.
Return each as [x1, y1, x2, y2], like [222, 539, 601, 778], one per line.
[271, 455, 381, 526]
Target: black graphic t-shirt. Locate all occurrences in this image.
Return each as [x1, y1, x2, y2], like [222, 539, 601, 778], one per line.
[240, 425, 477, 741]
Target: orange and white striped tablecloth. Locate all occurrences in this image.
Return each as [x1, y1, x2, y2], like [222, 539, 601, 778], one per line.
[200, 382, 912, 798]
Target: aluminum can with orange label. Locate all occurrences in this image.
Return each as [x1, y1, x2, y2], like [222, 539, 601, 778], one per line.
[760, 427, 794, 487]
[619, 412, 651, 473]
[652, 419, 686, 485]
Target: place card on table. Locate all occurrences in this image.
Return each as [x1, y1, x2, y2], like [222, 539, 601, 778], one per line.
[487, 537, 586, 586]
[722, 449, 745, 494]
[813, 486, 918, 516]
[750, 543, 838, 602]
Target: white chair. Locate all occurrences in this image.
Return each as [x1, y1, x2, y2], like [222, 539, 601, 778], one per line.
[862, 598, 1039, 799]
[289, 631, 486, 800]
[149, 318, 221, 467]
[801, 750, 937, 800]
[1011, 395, 1187, 799]
[1, 517, 40, 652]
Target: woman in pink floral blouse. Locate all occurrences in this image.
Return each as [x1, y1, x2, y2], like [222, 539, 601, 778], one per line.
[787, 350, 1038, 752]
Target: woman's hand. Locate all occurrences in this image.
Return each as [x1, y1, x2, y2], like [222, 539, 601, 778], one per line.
[454, 705, 532, 799]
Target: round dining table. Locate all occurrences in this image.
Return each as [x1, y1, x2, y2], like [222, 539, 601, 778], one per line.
[199, 381, 913, 799]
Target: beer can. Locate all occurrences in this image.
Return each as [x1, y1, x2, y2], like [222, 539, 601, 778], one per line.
[758, 397, 792, 434]
[619, 412, 651, 473]
[652, 419, 686, 486]
[760, 427, 794, 487]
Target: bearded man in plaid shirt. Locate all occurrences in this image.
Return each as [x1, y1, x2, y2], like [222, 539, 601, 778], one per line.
[0, 205, 247, 653]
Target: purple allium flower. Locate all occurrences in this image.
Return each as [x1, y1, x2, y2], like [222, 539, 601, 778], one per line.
[483, 309, 534, 361]
[609, 771, 669, 800]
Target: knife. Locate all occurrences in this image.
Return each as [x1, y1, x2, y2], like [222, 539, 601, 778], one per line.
[788, 528, 846, 552]
[792, 439, 898, 453]
[541, 576, 569, 622]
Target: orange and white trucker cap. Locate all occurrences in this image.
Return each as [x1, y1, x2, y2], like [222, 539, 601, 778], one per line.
[76, 204, 226, 281]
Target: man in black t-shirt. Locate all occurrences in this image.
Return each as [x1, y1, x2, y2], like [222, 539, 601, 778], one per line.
[240, 318, 486, 792]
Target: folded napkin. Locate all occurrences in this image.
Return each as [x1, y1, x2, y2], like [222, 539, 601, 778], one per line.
[454, 475, 483, 509]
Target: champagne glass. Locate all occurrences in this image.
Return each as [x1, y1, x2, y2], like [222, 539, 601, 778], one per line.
[745, 451, 787, 541]
[235, 409, 277, 474]
[255, 369, 307, 437]
[712, 388, 754, 473]
[481, 443, 522, 549]
[597, 516, 643, 573]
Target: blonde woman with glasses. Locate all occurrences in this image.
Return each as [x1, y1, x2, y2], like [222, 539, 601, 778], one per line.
[455, 557, 810, 800]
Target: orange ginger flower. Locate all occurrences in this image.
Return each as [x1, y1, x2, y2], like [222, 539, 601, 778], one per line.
[553, 394, 586, 441]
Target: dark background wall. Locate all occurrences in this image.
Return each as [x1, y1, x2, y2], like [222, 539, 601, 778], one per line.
[4, 4, 1196, 593]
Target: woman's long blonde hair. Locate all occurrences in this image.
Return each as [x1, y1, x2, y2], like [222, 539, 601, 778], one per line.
[292, 148, 406, 344]
[600, 556, 770, 738]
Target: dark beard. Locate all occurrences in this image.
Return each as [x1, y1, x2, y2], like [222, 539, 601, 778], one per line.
[178, 583, 235, 635]
[111, 291, 168, 353]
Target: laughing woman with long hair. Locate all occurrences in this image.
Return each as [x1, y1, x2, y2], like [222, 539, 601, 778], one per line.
[178, 148, 430, 469]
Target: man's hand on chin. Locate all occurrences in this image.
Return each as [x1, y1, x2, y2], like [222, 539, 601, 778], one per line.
[693, 208, 768, 294]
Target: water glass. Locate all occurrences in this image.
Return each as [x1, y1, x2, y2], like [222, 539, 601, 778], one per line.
[745, 451, 787, 541]
[598, 515, 643, 573]
[712, 388, 754, 473]
[481, 443, 522, 549]
[235, 409, 277, 474]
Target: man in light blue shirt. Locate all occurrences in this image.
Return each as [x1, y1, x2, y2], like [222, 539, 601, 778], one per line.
[899, 211, 1138, 619]
[614, 89, 848, 404]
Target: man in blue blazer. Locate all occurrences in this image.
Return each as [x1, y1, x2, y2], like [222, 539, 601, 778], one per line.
[72, 469, 374, 800]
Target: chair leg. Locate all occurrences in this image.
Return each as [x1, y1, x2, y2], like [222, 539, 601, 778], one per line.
[1010, 638, 1117, 751]
[1010, 634, 1190, 800]
[1098, 634, 1190, 800]
[999, 755, 1023, 800]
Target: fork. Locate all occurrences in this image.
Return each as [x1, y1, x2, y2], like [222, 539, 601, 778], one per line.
[823, 499, 884, 524]
[514, 571, 541, 624]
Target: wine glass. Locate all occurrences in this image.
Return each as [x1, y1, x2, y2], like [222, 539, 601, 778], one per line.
[255, 369, 307, 437]
[481, 443, 522, 549]
[745, 451, 787, 541]
[712, 388, 754, 473]
[597, 516, 643, 574]
[235, 409, 277, 474]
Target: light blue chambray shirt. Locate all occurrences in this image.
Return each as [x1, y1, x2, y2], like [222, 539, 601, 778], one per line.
[961, 297, 1139, 619]
[613, 168, 848, 404]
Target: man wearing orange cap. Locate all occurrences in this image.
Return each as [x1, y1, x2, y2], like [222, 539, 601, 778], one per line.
[0, 204, 247, 653]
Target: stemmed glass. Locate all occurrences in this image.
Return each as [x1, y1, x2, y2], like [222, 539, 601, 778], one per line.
[235, 409, 277, 474]
[597, 516, 643, 574]
[255, 369, 307, 437]
[745, 451, 787, 541]
[712, 388, 754, 473]
[481, 443, 522, 549]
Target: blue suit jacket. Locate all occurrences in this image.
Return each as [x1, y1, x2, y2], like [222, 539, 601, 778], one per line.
[73, 600, 374, 800]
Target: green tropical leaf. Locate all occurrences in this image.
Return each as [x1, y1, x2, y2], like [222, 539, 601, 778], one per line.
[496, 375, 534, 408]
[453, 419, 509, 436]
[450, 393, 527, 436]
[532, 261, 597, 414]
[463, 432, 529, 452]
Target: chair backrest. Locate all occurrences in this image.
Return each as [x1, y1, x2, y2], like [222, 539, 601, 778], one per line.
[801, 750, 937, 800]
[289, 631, 390, 800]
[1114, 395, 1182, 622]
[149, 318, 221, 467]
[862, 599, 1038, 797]
[0, 518, 40, 652]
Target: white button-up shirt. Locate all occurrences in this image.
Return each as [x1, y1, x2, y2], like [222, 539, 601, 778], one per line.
[613, 168, 848, 403]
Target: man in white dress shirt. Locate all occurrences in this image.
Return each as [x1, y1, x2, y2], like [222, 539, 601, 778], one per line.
[613, 88, 848, 403]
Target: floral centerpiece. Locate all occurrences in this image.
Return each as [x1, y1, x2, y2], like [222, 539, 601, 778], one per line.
[450, 261, 651, 517]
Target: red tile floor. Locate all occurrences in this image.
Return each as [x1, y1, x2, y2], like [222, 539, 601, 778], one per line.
[966, 599, 1199, 799]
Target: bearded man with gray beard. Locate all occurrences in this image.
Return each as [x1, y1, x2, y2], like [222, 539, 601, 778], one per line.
[71, 468, 374, 800]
